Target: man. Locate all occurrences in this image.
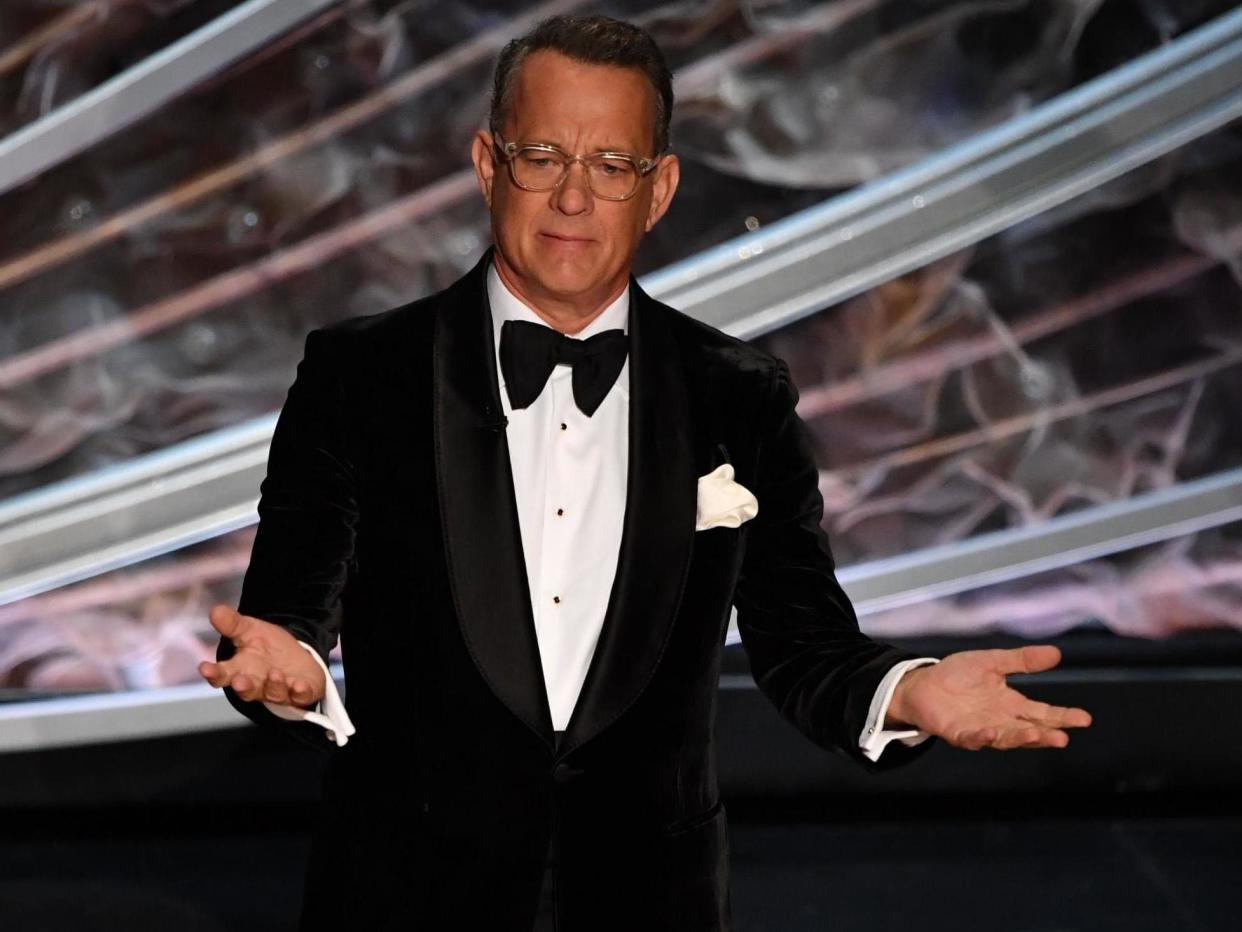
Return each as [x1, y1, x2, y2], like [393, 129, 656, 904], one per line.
[199, 15, 1091, 931]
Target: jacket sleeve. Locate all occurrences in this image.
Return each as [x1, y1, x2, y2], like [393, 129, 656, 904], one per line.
[733, 358, 937, 773]
[216, 325, 360, 752]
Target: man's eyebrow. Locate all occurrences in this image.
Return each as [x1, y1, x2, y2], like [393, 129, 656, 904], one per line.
[523, 137, 641, 153]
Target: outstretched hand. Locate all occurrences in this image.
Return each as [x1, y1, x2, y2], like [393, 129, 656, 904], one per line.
[888, 645, 1091, 751]
[198, 604, 326, 709]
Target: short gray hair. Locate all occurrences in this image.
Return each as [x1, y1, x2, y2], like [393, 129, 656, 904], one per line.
[489, 14, 673, 156]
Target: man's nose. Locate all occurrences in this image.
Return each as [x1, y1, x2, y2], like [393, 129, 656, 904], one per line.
[551, 161, 593, 215]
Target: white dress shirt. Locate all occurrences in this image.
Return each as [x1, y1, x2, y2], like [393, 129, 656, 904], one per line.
[265, 264, 937, 761]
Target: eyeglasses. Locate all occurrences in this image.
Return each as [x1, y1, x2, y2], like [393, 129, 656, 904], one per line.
[491, 130, 664, 201]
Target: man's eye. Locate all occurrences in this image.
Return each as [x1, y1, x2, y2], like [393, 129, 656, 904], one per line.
[593, 160, 633, 176]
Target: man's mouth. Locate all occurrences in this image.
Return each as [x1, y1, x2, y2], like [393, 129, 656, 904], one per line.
[539, 232, 593, 244]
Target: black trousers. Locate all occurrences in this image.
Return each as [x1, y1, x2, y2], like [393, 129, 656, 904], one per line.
[532, 730, 566, 931]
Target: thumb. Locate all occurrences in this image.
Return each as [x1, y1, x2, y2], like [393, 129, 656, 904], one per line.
[208, 603, 248, 641]
[996, 644, 1062, 675]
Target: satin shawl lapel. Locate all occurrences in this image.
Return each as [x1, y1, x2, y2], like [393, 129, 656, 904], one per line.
[434, 251, 555, 747]
[557, 277, 696, 758]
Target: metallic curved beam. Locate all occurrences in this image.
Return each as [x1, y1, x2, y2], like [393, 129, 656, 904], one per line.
[0, 415, 274, 605]
[0, 0, 345, 196]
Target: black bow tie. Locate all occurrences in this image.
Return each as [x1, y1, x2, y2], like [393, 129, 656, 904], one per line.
[499, 319, 629, 417]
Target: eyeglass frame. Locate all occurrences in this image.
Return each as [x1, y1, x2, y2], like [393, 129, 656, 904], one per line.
[489, 128, 667, 201]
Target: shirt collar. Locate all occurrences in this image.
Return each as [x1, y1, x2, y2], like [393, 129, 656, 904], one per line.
[488, 261, 630, 396]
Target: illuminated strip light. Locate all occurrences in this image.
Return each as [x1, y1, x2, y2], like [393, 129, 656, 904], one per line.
[721, 466, 1242, 644]
[0, 0, 343, 196]
[0, 663, 342, 753]
[841, 466, 1242, 615]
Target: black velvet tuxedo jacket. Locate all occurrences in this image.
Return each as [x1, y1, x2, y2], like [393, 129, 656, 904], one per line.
[217, 247, 935, 930]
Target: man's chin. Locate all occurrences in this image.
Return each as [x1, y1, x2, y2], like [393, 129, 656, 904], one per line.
[526, 262, 607, 300]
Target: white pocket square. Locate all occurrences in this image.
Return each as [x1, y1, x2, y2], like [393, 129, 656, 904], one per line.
[696, 463, 758, 531]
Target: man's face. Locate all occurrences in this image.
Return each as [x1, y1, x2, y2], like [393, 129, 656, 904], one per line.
[471, 49, 679, 317]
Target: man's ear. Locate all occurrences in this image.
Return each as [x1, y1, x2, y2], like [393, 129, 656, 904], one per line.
[471, 129, 496, 208]
[644, 153, 680, 233]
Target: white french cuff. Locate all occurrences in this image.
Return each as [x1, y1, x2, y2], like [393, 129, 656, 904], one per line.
[261, 640, 356, 747]
[859, 657, 940, 763]
[695, 463, 759, 531]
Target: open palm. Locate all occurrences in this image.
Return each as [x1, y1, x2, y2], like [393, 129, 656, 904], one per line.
[198, 604, 325, 709]
[894, 645, 1092, 750]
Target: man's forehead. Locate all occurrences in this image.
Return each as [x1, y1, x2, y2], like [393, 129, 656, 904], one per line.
[502, 50, 656, 149]
[502, 103, 654, 154]
[509, 130, 643, 153]
[502, 102, 651, 152]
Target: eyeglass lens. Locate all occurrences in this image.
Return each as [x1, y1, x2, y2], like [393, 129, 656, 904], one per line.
[512, 149, 640, 198]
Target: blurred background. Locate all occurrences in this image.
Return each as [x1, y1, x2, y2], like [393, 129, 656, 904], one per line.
[1, 1, 1240, 929]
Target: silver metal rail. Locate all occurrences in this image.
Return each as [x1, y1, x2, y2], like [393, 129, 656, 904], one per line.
[0, 0, 344, 196]
[0, 662, 342, 752]
[0, 415, 273, 605]
[723, 466, 1242, 645]
[839, 466, 1242, 616]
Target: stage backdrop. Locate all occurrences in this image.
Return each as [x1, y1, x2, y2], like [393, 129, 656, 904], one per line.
[0, 0, 1238, 706]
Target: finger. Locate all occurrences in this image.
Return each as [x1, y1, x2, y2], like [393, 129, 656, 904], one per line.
[289, 678, 315, 707]
[203, 659, 241, 688]
[230, 672, 258, 701]
[209, 604, 247, 641]
[262, 668, 289, 704]
[992, 644, 1062, 676]
[198, 660, 231, 688]
[1041, 729, 1070, 748]
[1058, 706, 1092, 728]
[993, 725, 1069, 750]
[953, 727, 994, 751]
[1018, 700, 1092, 730]
[1006, 725, 1049, 749]
[981, 725, 1035, 750]
[963, 731, 988, 751]
[1021, 727, 1068, 749]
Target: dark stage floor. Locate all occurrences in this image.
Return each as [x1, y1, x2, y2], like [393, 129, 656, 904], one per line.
[729, 812, 1240, 932]
[2, 802, 1238, 931]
